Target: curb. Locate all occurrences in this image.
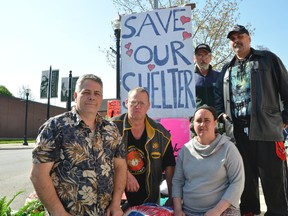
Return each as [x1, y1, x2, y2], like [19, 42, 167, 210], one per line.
[0, 144, 35, 150]
[0, 147, 35, 150]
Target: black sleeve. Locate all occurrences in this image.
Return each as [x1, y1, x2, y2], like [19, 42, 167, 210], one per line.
[162, 141, 176, 170]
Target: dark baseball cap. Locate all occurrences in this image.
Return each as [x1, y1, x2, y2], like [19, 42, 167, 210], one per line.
[194, 44, 211, 54]
[227, 25, 250, 38]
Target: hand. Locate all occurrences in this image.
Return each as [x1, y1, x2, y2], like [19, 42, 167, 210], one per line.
[174, 208, 186, 216]
[218, 113, 230, 122]
[126, 172, 140, 192]
[106, 203, 123, 216]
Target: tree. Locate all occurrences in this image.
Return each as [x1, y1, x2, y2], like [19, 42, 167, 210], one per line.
[17, 85, 34, 100]
[111, 0, 254, 70]
[0, 85, 13, 97]
[256, 45, 270, 51]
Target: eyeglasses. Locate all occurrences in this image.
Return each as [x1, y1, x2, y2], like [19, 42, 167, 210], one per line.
[128, 100, 147, 107]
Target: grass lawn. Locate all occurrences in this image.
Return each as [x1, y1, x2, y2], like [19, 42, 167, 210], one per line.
[0, 139, 35, 144]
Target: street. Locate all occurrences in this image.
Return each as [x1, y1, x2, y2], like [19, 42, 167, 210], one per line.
[0, 148, 34, 210]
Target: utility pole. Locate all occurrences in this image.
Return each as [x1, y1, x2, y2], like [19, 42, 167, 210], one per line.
[154, 0, 158, 9]
[112, 16, 121, 99]
[23, 88, 30, 146]
[66, 71, 72, 111]
[46, 66, 52, 120]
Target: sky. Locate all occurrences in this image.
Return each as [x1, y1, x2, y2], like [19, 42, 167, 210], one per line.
[1, 0, 287, 108]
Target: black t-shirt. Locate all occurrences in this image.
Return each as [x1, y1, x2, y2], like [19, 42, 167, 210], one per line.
[230, 57, 251, 125]
[126, 129, 148, 206]
[125, 129, 176, 206]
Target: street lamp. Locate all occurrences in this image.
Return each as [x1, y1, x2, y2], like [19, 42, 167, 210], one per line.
[154, 0, 158, 9]
[23, 88, 31, 146]
[112, 15, 121, 99]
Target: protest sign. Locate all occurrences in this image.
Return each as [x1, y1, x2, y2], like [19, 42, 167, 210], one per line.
[107, 100, 121, 118]
[121, 6, 196, 118]
[160, 118, 190, 158]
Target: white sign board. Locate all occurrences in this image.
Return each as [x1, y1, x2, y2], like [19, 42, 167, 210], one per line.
[120, 6, 196, 118]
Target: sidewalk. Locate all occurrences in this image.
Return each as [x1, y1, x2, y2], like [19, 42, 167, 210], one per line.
[0, 142, 35, 150]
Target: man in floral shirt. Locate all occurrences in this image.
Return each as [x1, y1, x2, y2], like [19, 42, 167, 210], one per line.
[30, 74, 127, 216]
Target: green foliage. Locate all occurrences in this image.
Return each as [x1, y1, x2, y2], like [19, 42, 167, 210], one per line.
[0, 196, 11, 216]
[0, 85, 13, 97]
[0, 191, 23, 216]
[0, 191, 45, 216]
[15, 199, 45, 216]
[0, 140, 35, 144]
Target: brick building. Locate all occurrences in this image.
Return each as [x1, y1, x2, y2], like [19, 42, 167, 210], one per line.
[0, 95, 111, 139]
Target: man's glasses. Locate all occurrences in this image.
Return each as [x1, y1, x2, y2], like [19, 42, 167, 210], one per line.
[128, 100, 147, 107]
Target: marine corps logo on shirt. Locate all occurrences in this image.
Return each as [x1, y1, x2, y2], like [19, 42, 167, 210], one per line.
[127, 146, 146, 174]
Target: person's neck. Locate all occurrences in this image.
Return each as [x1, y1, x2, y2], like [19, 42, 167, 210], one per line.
[129, 118, 145, 140]
[197, 134, 216, 145]
[198, 68, 209, 76]
[79, 112, 97, 131]
[236, 49, 251, 60]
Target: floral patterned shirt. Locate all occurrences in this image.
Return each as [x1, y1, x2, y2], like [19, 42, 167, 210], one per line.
[32, 107, 126, 216]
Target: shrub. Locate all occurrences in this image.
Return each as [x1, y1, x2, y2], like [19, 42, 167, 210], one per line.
[0, 191, 46, 216]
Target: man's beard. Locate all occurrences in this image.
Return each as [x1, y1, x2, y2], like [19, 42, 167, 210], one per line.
[233, 43, 243, 53]
[198, 63, 209, 70]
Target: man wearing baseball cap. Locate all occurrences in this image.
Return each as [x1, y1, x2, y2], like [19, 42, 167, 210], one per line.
[215, 24, 288, 215]
[194, 43, 220, 108]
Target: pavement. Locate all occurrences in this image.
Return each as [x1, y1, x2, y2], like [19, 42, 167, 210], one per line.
[0, 142, 36, 150]
[0, 142, 268, 215]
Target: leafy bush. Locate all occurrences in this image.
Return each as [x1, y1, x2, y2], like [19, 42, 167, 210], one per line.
[0, 85, 13, 97]
[0, 191, 46, 216]
[0, 191, 23, 216]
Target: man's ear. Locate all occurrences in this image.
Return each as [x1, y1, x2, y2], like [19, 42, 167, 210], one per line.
[74, 92, 77, 100]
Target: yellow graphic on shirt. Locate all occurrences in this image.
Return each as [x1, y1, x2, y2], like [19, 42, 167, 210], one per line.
[152, 142, 160, 149]
[151, 152, 161, 159]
